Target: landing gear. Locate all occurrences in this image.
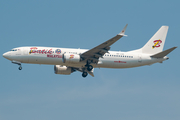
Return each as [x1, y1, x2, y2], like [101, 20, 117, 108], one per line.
[19, 66, 22, 70]
[85, 60, 93, 71]
[82, 72, 88, 78]
[87, 65, 93, 71]
[12, 61, 22, 71]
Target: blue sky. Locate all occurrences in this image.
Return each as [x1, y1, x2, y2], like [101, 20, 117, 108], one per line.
[0, 0, 180, 120]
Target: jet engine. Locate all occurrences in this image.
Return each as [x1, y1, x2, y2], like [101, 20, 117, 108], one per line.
[54, 65, 73, 75]
[62, 53, 80, 63]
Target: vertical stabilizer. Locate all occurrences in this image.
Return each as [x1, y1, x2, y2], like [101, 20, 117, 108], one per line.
[141, 26, 169, 54]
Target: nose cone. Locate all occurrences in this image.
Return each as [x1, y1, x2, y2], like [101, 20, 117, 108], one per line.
[3, 52, 10, 59]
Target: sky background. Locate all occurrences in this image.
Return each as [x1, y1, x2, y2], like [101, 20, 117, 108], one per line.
[0, 0, 180, 120]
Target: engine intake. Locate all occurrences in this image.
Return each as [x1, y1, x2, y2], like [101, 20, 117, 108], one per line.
[54, 65, 73, 75]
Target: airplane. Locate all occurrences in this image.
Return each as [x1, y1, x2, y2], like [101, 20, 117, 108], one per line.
[2, 24, 177, 77]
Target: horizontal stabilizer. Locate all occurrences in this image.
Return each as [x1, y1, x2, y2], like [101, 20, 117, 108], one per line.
[151, 47, 177, 58]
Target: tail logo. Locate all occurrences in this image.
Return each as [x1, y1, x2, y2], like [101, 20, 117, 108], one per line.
[152, 40, 162, 49]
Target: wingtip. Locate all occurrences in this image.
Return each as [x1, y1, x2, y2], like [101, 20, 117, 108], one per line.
[118, 24, 128, 36]
[172, 46, 178, 49]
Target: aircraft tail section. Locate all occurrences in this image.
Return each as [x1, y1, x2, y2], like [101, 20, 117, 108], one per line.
[141, 26, 169, 54]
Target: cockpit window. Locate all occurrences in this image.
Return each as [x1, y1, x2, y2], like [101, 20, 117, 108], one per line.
[10, 49, 17, 51]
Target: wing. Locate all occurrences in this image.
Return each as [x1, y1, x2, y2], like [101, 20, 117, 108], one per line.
[81, 24, 128, 64]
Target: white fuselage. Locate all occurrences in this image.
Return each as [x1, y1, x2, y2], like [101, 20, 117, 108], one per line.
[3, 46, 167, 69]
[2, 25, 175, 78]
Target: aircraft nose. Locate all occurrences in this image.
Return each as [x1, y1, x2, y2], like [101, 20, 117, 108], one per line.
[3, 52, 9, 59]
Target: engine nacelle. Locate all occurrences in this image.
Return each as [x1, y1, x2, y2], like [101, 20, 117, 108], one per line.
[63, 53, 80, 64]
[54, 65, 72, 75]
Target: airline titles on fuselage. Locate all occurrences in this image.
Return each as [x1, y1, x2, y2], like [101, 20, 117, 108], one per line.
[47, 54, 62, 58]
[29, 48, 63, 58]
[29, 47, 61, 55]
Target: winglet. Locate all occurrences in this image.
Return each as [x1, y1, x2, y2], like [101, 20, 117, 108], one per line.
[118, 24, 128, 36]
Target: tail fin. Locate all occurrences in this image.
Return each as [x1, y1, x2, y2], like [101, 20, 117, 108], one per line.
[141, 26, 169, 54]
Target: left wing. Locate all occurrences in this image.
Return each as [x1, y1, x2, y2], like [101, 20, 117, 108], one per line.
[81, 24, 128, 64]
